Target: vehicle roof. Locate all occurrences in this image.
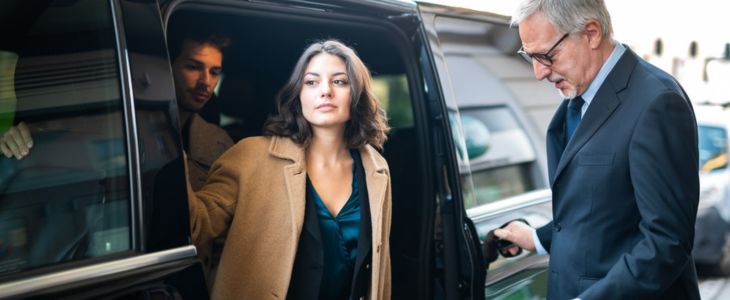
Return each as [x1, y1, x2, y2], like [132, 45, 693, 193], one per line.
[416, 0, 511, 23]
[162, 0, 418, 16]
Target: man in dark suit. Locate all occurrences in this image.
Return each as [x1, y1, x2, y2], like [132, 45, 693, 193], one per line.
[494, 0, 700, 299]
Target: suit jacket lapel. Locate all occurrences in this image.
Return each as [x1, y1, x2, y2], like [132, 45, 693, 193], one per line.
[552, 47, 636, 184]
[553, 91, 620, 180]
[547, 100, 568, 185]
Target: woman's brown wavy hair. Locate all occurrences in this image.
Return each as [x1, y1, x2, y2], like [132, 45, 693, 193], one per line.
[263, 40, 389, 150]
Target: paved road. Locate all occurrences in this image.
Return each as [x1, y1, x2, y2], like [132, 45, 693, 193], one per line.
[700, 277, 730, 299]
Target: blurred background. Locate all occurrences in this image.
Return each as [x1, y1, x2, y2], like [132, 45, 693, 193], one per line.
[427, 0, 730, 105]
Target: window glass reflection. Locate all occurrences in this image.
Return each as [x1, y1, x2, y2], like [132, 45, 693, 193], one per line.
[0, 0, 129, 276]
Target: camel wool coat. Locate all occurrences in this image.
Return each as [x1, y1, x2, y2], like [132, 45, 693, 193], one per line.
[188, 136, 392, 299]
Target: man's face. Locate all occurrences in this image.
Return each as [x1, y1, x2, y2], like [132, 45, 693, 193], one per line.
[172, 40, 223, 112]
[519, 13, 592, 99]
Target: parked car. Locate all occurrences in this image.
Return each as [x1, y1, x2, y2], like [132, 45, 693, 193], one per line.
[692, 103, 730, 276]
[0, 0, 552, 299]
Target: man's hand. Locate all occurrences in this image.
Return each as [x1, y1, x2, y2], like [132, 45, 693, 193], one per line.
[493, 220, 536, 252]
[1, 122, 33, 160]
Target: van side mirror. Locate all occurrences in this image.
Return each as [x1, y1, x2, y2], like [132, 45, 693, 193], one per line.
[462, 115, 491, 159]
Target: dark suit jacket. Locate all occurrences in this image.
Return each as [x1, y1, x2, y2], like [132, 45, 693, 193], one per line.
[536, 48, 700, 299]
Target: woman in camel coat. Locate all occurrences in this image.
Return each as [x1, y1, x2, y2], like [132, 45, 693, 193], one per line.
[187, 40, 391, 300]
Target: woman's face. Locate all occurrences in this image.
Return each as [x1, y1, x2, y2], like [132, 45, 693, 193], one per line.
[299, 53, 352, 131]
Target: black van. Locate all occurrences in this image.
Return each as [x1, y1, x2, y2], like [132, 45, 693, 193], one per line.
[0, 0, 552, 299]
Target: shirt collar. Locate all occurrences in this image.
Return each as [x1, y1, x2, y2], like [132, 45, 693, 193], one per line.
[577, 43, 625, 115]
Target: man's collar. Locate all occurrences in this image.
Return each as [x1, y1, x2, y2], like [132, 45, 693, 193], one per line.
[579, 43, 626, 106]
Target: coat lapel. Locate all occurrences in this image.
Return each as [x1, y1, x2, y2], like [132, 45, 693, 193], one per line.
[268, 136, 307, 249]
[552, 47, 636, 184]
[359, 145, 388, 236]
[358, 145, 387, 300]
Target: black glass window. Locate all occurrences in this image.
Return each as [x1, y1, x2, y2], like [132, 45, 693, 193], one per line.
[0, 0, 129, 276]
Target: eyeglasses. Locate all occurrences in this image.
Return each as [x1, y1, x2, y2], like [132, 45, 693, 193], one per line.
[517, 33, 569, 66]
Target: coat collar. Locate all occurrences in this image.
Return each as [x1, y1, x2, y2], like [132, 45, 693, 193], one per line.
[550, 46, 638, 186]
[358, 144, 389, 175]
[268, 135, 306, 167]
[267, 135, 388, 175]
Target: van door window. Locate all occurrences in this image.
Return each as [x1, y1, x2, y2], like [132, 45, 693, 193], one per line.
[432, 16, 547, 209]
[461, 107, 537, 206]
[372, 74, 413, 129]
[0, 0, 129, 276]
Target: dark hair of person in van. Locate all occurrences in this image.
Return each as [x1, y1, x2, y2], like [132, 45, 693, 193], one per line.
[263, 39, 389, 150]
[167, 26, 232, 62]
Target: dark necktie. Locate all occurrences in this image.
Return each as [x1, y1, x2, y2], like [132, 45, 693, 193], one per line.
[565, 96, 584, 144]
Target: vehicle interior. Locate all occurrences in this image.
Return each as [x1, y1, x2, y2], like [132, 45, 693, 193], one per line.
[166, 6, 431, 298]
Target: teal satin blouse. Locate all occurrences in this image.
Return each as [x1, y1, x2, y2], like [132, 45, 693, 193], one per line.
[307, 150, 361, 299]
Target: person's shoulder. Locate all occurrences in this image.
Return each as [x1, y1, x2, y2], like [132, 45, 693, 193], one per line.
[633, 57, 685, 96]
[225, 136, 305, 170]
[216, 136, 269, 162]
[206, 136, 271, 177]
[231, 136, 272, 153]
[190, 114, 233, 146]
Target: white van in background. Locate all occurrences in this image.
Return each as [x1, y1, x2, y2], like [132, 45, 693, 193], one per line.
[693, 103, 730, 275]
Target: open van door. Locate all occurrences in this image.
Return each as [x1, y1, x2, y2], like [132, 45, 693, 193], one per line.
[418, 2, 554, 299]
[159, 0, 488, 299]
